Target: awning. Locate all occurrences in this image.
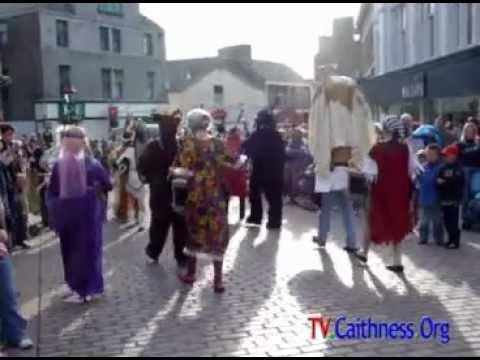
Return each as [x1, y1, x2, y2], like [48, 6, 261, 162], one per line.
[358, 45, 480, 108]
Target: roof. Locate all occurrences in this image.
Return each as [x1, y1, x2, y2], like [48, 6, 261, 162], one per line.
[166, 57, 304, 93]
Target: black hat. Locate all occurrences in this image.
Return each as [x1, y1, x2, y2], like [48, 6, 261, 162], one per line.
[255, 109, 275, 129]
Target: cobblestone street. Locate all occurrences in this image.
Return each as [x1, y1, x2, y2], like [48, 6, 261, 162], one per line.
[5, 202, 480, 357]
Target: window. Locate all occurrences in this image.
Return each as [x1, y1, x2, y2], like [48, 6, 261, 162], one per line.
[112, 28, 121, 53]
[113, 69, 124, 100]
[213, 85, 224, 106]
[144, 33, 153, 56]
[56, 20, 69, 47]
[59, 65, 71, 95]
[467, 3, 473, 44]
[100, 26, 110, 51]
[101, 68, 112, 99]
[146, 72, 155, 100]
[97, 3, 123, 16]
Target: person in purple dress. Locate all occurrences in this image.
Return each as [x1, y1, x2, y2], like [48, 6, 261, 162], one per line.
[47, 126, 112, 304]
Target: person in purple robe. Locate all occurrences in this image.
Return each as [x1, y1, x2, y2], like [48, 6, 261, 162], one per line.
[47, 126, 112, 304]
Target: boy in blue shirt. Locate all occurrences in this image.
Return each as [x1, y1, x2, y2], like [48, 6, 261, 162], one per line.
[418, 144, 444, 245]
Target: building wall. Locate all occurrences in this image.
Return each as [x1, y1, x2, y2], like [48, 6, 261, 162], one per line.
[376, 3, 480, 76]
[314, 17, 361, 79]
[2, 12, 43, 121]
[169, 69, 266, 112]
[0, 3, 168, 123]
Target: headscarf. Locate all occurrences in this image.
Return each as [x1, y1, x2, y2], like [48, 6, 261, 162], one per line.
[381, 115, 406, 142]
[58, 126, 87, 199]
[186, 108, 213, 134]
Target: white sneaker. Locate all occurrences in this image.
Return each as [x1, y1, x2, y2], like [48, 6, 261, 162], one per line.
[17, 338, 34, 351]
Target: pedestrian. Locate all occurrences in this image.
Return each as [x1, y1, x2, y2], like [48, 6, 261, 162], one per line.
[417, 144, 444, 246]
[284, 127, 313, 204]
[224, 127, 248, 222]
[244, 109, 286, 230]
[356, 115, 414, 272]
[173, 108, 239, 293]
[137, 112, 188, 269]
[0, 200, 33, 350]
[434, 116, 457, 147]
[0, 124, 29, 250]
[47, 126, 112, 303]
[436, 144, 464, 249]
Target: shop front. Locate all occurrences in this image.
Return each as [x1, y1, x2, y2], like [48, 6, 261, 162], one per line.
[359, 45, 480, 125]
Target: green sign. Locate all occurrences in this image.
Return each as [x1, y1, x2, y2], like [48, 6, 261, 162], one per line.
[59, 102, 85, 124]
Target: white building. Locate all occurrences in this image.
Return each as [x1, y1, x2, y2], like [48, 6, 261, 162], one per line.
[166, 45, 308, 129]
[359, 3, 480, 123]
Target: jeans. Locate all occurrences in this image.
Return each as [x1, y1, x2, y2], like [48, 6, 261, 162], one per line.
[419, 205, 444, 244]
[0, 256, 27, 346]
[462, 167, 475, 223]
[442, 205, 461, 246]
[318, 190, 357, 249]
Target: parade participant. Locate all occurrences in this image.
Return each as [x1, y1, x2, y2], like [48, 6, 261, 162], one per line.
[434, 116, 457, 147]
[117, 130, 147, 230]
[437, 144, 464, 249]
[224, 127, 248, 221]
[0, 220, 33, 350]
[173, 108, 239, 293]
[244, 109, 286, 230]
[47, 126, 112, 303]
[357, 115, 414, 272]
[309, 66, 374, 252]
[137, 113, 188, 268]
[112, 142, 130, 223]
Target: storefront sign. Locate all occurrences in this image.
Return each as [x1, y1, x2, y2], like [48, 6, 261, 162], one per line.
[401, 73, 425, 99]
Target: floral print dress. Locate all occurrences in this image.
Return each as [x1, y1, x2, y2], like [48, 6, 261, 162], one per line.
[174, 136, 231, 261]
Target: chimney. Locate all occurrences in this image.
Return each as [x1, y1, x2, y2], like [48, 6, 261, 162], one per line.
[218, 45, 252, 62]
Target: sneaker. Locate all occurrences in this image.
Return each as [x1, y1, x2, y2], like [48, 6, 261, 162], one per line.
[313, 236, 326, 247]
[354, 252, 368, 264]
[19, 242, 31, 250]
[343, 247, 358, 254]
[17, 338, 34, 351]
[386, 265, 404, 273]
[145, 249, 158, 265]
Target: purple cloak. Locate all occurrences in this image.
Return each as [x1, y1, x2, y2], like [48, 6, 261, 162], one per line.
[47, 157, 112, 298]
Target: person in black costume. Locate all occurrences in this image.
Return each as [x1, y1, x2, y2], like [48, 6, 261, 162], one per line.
[244, 109, 286, 230]
[137, 113, 188, 269]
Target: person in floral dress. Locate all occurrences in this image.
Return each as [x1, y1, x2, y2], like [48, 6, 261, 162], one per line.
[172, 108, 238, 293]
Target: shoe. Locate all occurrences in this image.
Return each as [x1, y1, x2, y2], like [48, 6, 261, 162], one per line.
[16, 338, 34, 351]
[145, 249, 159, 265]
[343, 247, 358, 254]
[267, 223, 281, 230]
[214, 284, 225, 294]
[313, 236, 326, 247]
[177, 272, 195, 285]
[445, 242, 460, 250]
[19, 242, 31, 250]
[418, 240, 428, 245]
[138, 227, 145, 233]
[435, 241, 444, 246]
[245, 217, 261, 226]
[386, 265, 404, 273]
[355, 253, 368, 263]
